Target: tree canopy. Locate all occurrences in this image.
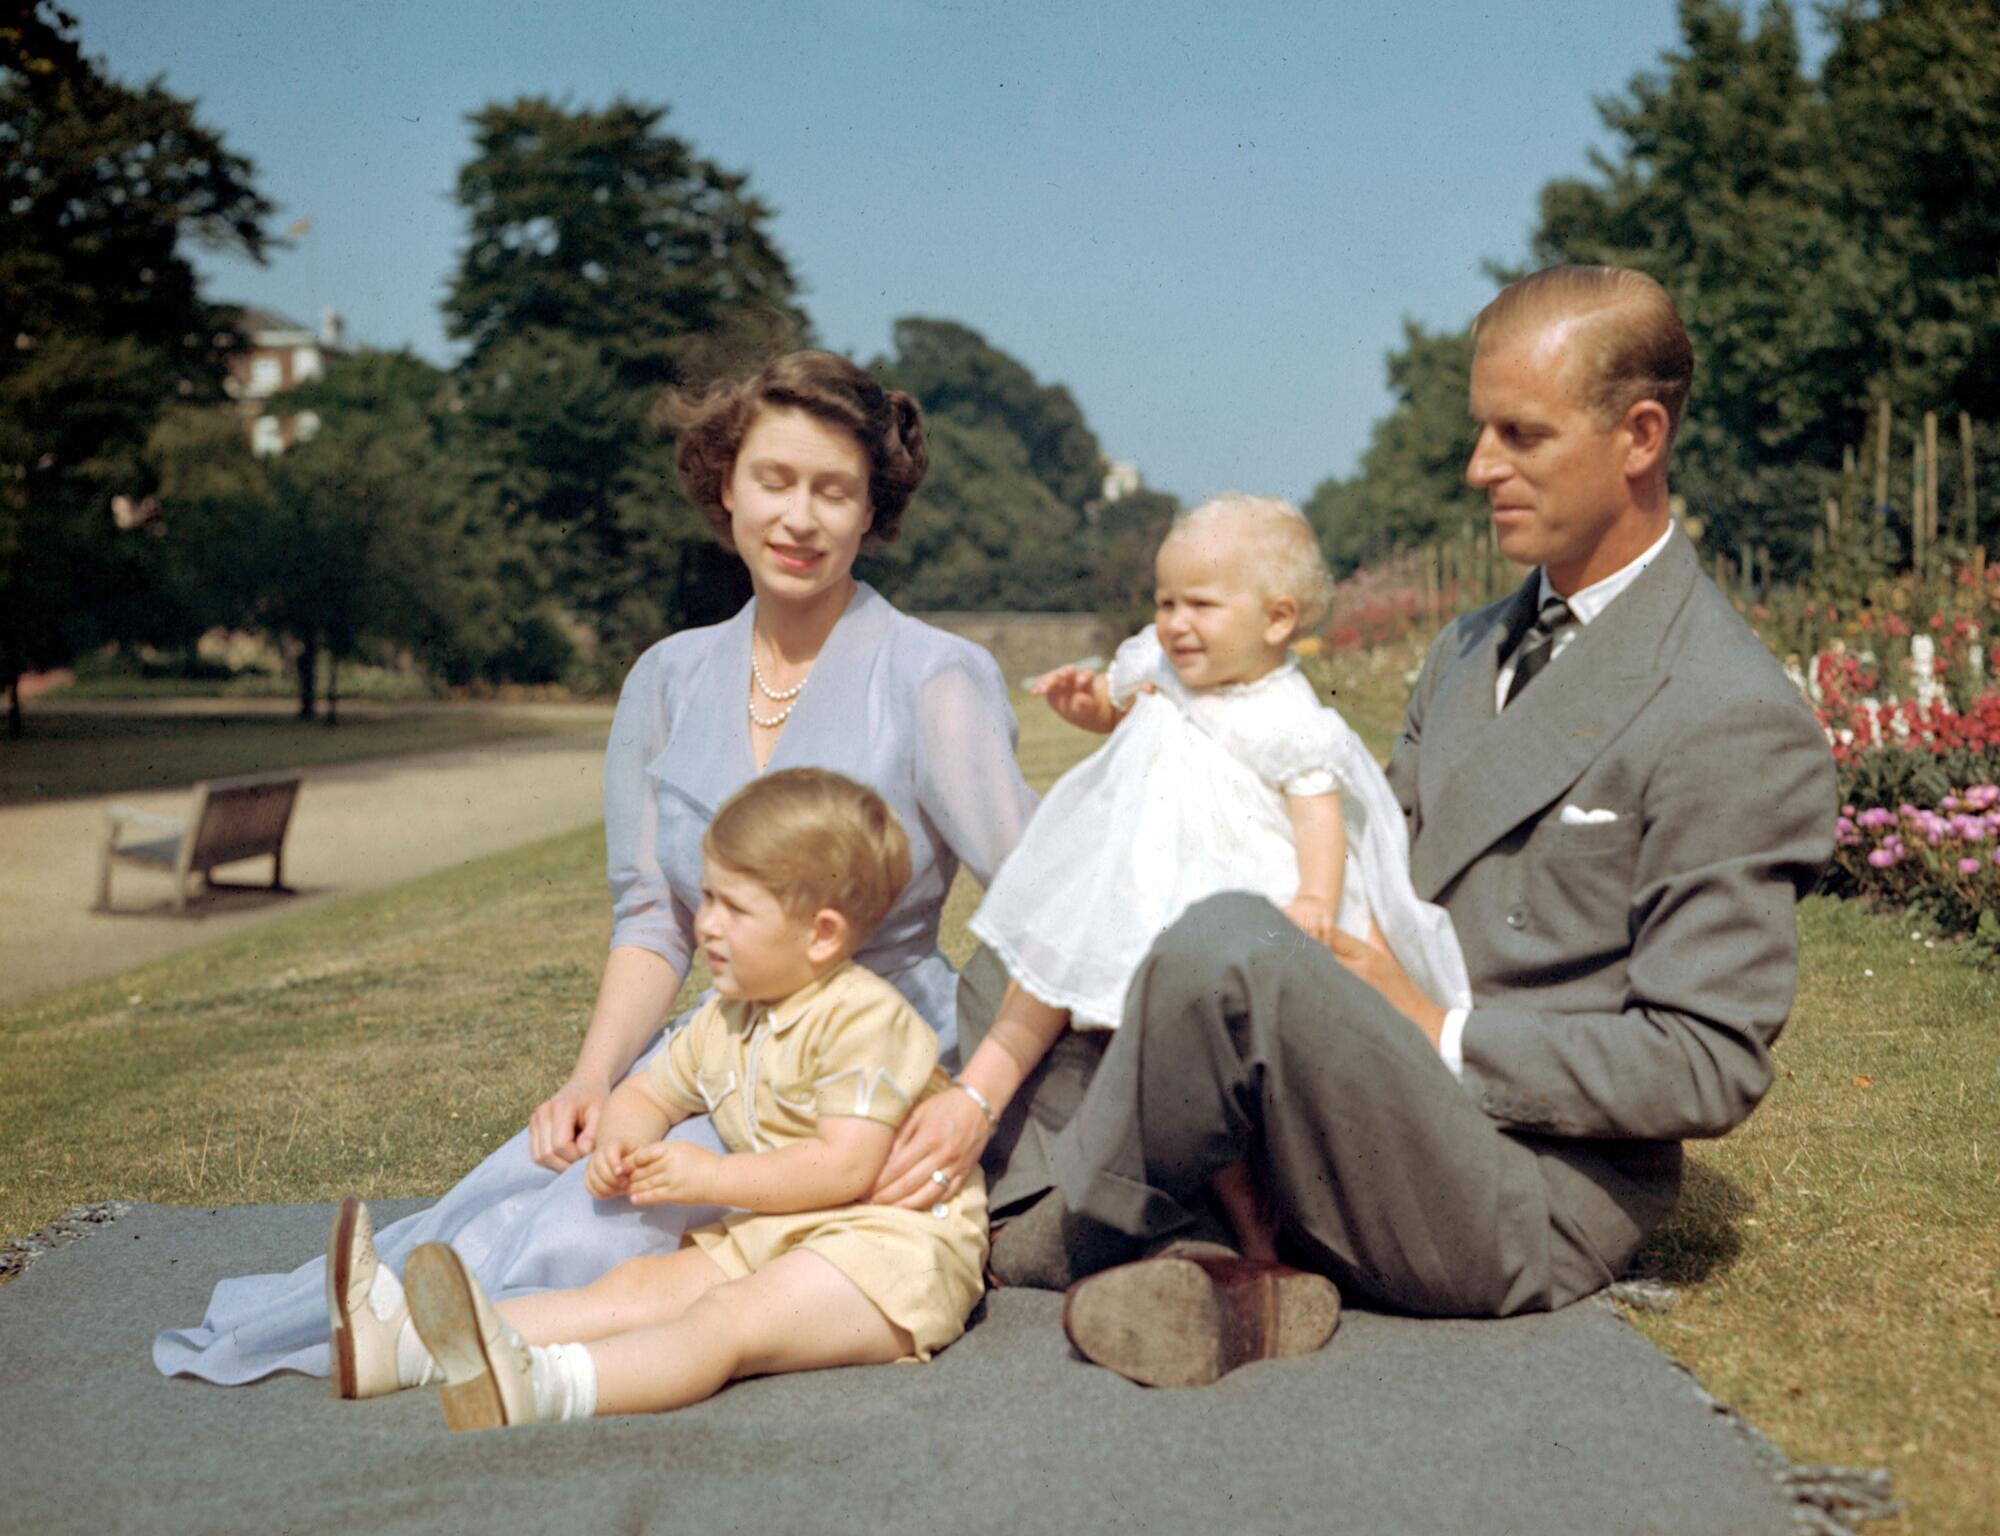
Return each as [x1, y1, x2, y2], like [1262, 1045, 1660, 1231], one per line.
[862, 318, 1113, 613]
[1314, 0, 2000, 577]
[0, 0, 270, 728]
[443, 98, 804, 682]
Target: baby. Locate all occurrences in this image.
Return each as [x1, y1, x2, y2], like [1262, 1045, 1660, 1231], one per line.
[970, 494, 1469, 1256]
[327, 768, 986, 1427]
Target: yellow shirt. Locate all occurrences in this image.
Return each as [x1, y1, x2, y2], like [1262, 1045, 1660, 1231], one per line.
[644, 962, 989, 1360]
[648, 962, 947, 1150]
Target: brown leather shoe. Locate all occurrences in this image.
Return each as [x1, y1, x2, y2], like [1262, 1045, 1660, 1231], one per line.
[1062, 1253, 1340, 1388]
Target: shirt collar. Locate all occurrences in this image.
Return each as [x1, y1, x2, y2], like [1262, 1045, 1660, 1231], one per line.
[1538, 521, 1675, 627]
[725, 961, 854, 1038]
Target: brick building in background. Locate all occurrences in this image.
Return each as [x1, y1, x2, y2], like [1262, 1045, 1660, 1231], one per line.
[221, 307, 347, 456]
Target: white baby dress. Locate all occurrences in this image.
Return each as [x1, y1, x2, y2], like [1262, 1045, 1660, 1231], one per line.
[969, 629, 1470, 1027]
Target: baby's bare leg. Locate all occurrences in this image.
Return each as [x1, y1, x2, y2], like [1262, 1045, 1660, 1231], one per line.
[590, 1250, 912, 1416]
[497, 1246, 729, 1346]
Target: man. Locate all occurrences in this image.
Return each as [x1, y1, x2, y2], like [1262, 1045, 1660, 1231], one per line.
[975, 265, 1837, 1385]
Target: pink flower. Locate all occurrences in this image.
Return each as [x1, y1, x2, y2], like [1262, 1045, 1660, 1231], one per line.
[1868, 848, 1899, 868]
[1958, 858, 1982, 874]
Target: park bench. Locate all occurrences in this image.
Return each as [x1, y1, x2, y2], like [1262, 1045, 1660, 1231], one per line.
[95, 771, 303, 914]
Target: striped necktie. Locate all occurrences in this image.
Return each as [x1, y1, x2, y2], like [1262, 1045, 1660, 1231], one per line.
[1504, 594, 1577, 705]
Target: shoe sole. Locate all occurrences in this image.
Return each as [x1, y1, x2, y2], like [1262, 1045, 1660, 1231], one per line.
[1063, 1256, 1340, 1388]
[403, 1244, 510, 1432]
[326, 1196, 362, 1400]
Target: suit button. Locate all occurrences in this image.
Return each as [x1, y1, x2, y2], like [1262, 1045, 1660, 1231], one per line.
[1505, 908, 1528, 930]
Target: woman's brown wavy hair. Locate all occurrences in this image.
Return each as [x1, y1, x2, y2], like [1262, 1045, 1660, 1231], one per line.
[657, 350, 929, 549]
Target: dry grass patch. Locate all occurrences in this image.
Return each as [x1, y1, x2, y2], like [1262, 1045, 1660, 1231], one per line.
[1622, 895, 1999, 1534]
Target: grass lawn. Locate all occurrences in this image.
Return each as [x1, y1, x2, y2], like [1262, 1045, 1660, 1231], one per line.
[0, 703, 610, 806]
[1, 659, 1991, 1531]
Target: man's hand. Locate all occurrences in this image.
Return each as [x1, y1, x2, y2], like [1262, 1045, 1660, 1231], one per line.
[1326, 930, 1446, 1050]
[1281, 894, 1340, 949]
[1029, 665, 1126, 734]
[584, 1137, 636, 1200]
[529, 1075, 611, 1171]
[625, 1140, 723, 1206]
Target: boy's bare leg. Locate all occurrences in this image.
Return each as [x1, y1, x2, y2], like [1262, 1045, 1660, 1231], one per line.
[497, 1247, 730, 1346]
[589, 1250, 912, 1416]
[1208, 1159, 1280, 1262]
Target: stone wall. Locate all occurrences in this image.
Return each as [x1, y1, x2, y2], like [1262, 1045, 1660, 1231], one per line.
[914, 612, 1118, 689]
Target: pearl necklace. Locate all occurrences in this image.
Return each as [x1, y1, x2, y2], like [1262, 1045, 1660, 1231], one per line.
[748, 641, 811, 729]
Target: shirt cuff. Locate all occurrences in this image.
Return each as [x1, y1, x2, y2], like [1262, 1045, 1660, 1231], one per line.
[1437, 1008, 1469, 1080]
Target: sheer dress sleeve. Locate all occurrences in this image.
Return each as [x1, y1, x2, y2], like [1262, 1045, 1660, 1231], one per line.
[913, 643, 1039, 889]
[604, 644, 695, 978]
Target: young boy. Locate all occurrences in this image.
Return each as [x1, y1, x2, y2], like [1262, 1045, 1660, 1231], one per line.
[377, 769, 988, 1428]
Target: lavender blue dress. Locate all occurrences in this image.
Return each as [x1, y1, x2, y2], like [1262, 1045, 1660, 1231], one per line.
[154, 584, 1037, 1384]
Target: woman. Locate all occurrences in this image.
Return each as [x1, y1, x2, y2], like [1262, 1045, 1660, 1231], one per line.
[154, 350, 1039, 1387]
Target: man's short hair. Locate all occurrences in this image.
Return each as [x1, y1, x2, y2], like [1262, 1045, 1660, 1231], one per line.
[703, 768, 912, 943]
[1474, 266, 1695, 440]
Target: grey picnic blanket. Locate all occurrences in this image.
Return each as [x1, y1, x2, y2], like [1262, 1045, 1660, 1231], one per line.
[0, 1200, 1806, 1536]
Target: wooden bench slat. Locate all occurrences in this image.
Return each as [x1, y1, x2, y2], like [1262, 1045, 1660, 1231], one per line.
[97, 773, 304, 913]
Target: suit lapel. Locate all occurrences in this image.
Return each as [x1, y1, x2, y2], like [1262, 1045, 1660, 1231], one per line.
[1410, 531, 1698, 901]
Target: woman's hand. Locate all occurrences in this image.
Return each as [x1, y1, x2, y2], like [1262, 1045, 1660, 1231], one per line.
[869, 1089, 992, 1210]
[625, 1141, 722, 1206]
[528, 1076, 612, 1171]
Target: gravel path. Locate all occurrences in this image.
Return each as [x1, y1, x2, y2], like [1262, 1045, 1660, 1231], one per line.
[0, 712, 610, 1009]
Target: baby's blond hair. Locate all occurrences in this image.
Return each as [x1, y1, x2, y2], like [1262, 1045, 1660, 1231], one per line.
[703, 769, 913, 945]
[1168, 493, 1335, 636]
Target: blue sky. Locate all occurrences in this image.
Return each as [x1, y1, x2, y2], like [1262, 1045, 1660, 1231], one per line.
[73, 0, 1761, 503]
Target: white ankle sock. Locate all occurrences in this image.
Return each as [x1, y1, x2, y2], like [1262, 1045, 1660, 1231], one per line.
[394, 1316, 440, 1389]
[365, 1258, 406, 1323]
[527, 1342, 598, 1422]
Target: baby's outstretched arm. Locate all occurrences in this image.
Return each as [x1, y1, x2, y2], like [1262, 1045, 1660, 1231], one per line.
[1029, 665, 1128, 734]
[1282, 792, 1346, 948]
[626, 1116, 894, 1214]
[584, 1074, 688, 1199]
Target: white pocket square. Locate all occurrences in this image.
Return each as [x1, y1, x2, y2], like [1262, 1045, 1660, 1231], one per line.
[1559, 805, 1621, 825]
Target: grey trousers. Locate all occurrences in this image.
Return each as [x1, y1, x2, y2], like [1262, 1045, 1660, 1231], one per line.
[974, 893, 1677, 1317]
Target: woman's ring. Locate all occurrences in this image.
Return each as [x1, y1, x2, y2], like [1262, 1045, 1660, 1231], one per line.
[931, 1169, 951, 1189]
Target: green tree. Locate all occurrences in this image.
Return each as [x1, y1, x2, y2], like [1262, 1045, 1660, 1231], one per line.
[1528, 0, 1855, 567]
[1304, 324, 1483, 577]
[155, 351, 487, 720]
[0, 0, 270, 731]
[1819, 0, 2000, 422]
[1326, 0, 2000, 577]
[883, 318, 1104, 509]
[862, 318, 1107, 612]
[858, 413, 1092, 611]
[1091, 486, 1180, 634]
[441, 98, 804, 675]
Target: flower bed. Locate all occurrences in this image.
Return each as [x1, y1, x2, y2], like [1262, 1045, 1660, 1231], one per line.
[1832, 786, 2000, 958]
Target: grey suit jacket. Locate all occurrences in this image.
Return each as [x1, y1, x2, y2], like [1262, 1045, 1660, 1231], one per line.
[1386, 528, 1837, 1151]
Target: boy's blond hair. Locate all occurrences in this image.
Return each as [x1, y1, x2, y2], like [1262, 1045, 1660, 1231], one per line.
[1170, 493, 1335, 635]
[702, 768, 913, 944]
